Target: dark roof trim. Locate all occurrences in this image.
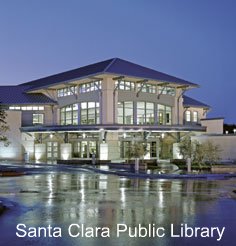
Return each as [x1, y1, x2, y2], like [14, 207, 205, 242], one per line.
[20, 58, 198, 92]
[201, 117, 224, 121]
[183, 95, 210, 109]
[20, 124, 206, 133]
[0, 86, 56, 105]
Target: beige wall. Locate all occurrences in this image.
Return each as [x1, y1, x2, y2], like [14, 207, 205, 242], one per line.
[192, 134, 236, 160]
[0, 111, 23, 160]
[201, 118, 224, 134]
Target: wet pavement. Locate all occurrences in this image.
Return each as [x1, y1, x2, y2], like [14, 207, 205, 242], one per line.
[0, 163, 236, 245]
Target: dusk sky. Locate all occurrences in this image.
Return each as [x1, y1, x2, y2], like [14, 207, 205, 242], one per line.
[0, 0, 235, 122]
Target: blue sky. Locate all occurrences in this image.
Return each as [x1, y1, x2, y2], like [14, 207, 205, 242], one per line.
[0, 0, 235, 122]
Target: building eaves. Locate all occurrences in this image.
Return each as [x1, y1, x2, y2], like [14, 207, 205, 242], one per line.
[0, 86, 56, 105]
[104, 58, 198, 87]
[21, 58, 115, 91]
[183, 95, 210, 109]
[21, 58, 198, 92]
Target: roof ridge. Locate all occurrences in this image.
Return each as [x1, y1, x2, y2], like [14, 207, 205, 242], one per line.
[103, 58, 118, 72]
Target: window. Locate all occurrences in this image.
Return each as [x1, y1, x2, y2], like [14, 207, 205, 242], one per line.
[158, 86, 175, 96]
[81, 102, 100, 124]
[57, 86, 76, 97]
[33, 114, 44, 125]
[118, 101, 134, 124]
[60, 104, 78, 125]
[185, 110, 191, 122]
[79, 81, 101, 93]
[137, 83, 156, 94]
[193, 111, 198, 122]
[9, 105, 45, 111]
[158, 104, 172, 125]
[137, 102, 154, 125]
[115, 81, 135, 91]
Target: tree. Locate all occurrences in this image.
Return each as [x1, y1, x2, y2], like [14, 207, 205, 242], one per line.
[125, 142, 147, 161]
[0, 104, 10, 146]
[201, 141, 221, 166]
[179, 136, 221, 167]
[178, 135, 193, 159]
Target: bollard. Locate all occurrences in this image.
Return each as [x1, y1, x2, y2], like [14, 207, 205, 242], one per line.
[187, 157, 191, 172]
[92, 153, 96, 165]
[135, 158, 139, 172]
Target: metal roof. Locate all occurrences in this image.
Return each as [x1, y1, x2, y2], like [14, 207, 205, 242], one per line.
[0, 85, 56, 105]
[183, 95, 210, 109]
[20, 58, 198, 91]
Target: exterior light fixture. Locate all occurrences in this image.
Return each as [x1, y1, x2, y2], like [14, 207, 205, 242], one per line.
[234, 129, 236, 134]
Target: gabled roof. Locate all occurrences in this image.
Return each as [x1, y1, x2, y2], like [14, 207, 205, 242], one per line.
[183, 95, 210, 109]
[20, 58, 198, 91]
[0, 86, 56, 105]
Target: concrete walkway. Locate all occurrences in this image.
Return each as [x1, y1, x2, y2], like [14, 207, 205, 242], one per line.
[1, 162, 236, 180]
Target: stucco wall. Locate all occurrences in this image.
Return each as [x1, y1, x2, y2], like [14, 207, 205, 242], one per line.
[201, 119, 224, 134]
[192, 134, 236, 160]
[0, 111, 23, 160]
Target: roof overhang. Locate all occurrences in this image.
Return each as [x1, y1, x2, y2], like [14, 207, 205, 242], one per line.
[20, 124, 206, 133]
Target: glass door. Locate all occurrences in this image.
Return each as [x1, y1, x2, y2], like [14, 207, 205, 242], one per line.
[47, 142, 58, 163]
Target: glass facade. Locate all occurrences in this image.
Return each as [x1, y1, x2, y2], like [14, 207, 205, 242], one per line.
[118, 101, 172, 125]
[137, 83, 156, 93]
[79, 81, 101, 93]
[60, 104, 78, 125]
[33, 113, 44, 125]
[158, 86, 175, 96]
[158, 104, 172, 125]
[57, 86, 76, 97]
[115, 81, 135, 91]
[137, 102, 154, 125]
[73, 141, 98, 158]
[81, 102, 100, 124]
[118, 101, 133, 124]
[193, 111, 198, 122]
[185, 110, 191, 122]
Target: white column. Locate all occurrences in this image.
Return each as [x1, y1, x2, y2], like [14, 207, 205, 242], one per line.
[101, 77, 115, 124]
[60, 143, 72, 160]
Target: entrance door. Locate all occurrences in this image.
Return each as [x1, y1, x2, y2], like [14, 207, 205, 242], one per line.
[120, 140, 158, 159]
[73, 141, 98, 158]
[47, 142, 58, 163]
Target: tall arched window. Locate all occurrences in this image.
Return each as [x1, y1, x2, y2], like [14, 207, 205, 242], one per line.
[193, 111, 198, 122]
[158, 104, 172, 125]
[185, 110, 191, 122]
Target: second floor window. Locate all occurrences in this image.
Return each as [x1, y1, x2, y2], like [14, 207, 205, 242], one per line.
[81, 102, 100, 124]
[193, 111, 198, 122]
[57, 86, 76, 97]
[137, 83, 156, 94]
[118, 101, 134, 124]
[158, 104, 172, 125]
[158, 86, 175, 96]
[137, 102, 154, 125]
[115, 81, 135, 91]
[79, 81, 101, 93]
[33, 114, 44, 125]
[60, 104, 78, 125]
[185, 110, 191, 122]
